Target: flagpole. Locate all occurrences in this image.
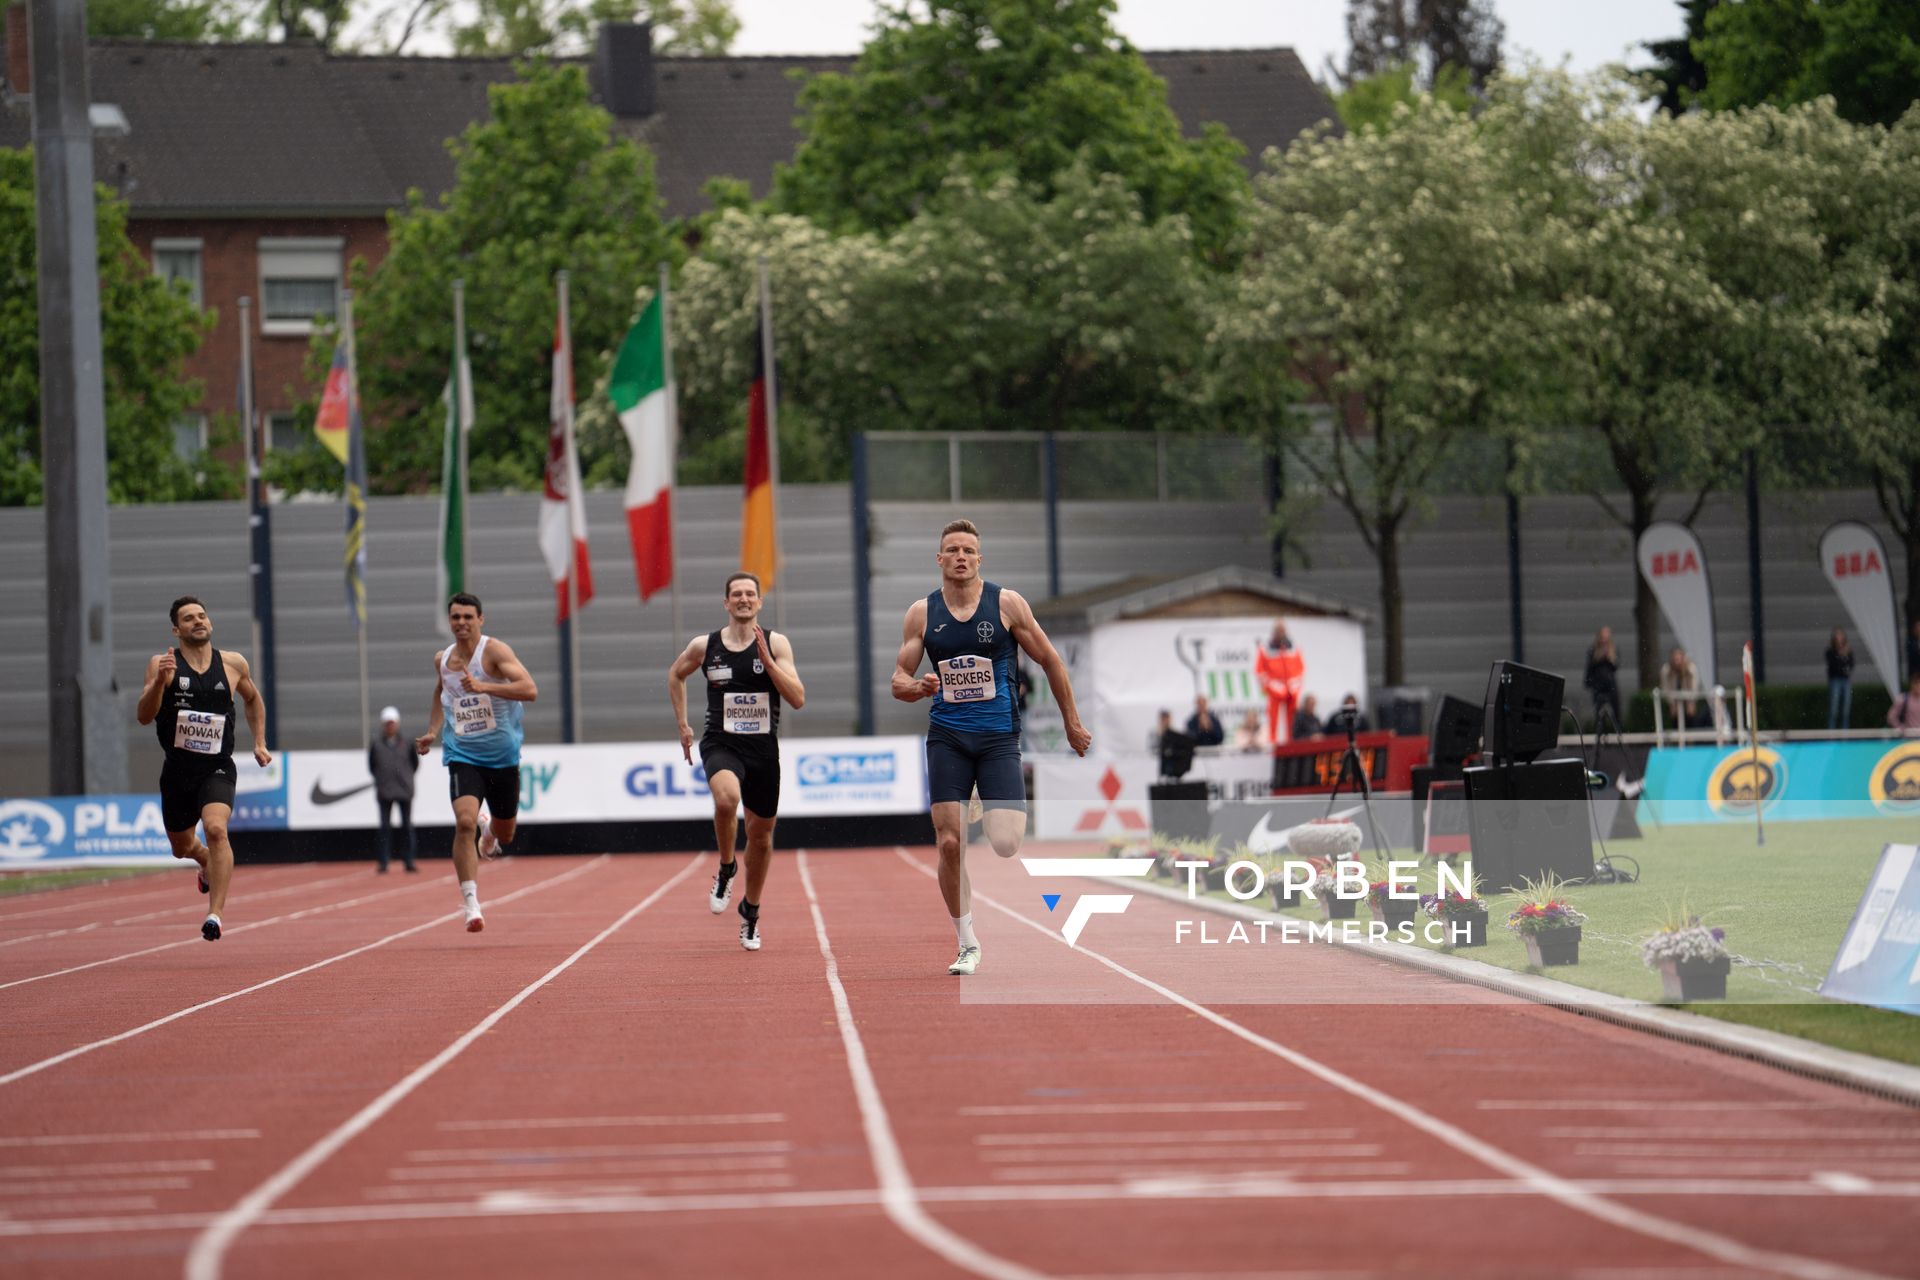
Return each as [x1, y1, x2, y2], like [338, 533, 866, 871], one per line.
[238, 295, 277, 748]
[452, 279, 471, 587]
[557, 270, 583, 743]
[659, 262, 684, 646]
[1746, 641, 1765, 848]
[756, 255, 786, 635]
[342, 287, 370, 746]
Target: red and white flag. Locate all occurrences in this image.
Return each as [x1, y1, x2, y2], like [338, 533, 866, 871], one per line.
[539, 310, 594, 621]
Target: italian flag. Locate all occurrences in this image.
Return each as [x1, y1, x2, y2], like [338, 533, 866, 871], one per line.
[539, 312, 594, 621]
[609, 294, 675, 601]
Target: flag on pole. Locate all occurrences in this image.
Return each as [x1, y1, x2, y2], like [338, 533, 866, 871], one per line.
[437, 354, 472, 614]
[741, 314, 777, 588]
[609, 294, 674, 601]
[314, 343, 353, 464]
[540, 311, 595, 621]
[341, 352, 368, 627]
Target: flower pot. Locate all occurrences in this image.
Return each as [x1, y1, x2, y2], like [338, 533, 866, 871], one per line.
[1271, 881, 1309, 910]
[1204, 864, 1230, 893]
[1441, 909, 1488, 948]
[1372, 896, 1418, 929]
[1522, 925, 1582, 967]
[1659, 954, 1730, 1001]
[1321, 894, 1357, 920]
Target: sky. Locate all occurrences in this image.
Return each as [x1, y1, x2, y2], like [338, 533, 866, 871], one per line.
[726, 0, 1688, 79]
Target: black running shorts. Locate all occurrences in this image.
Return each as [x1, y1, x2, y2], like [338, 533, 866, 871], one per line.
[159, 760, 238, 833]
[699, 737, 780, 819]
[448, 762, 521, 819]
[925, 723, 1026, 810]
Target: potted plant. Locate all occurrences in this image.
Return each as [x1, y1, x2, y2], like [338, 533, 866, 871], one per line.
[1269, 854, 1312, 910]
[1217, 843, 1264, 898]
[1311, 856, 1360, 919]
[1504, 873, 1588, 966]
[1421, 876, 1489, 948]
[1367, 863, 1419, 929]
[1641, 910, 1731, 1001]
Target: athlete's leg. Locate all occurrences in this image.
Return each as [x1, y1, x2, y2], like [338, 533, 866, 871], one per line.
[741, 812, 776, 904]
[932, 801, 970, 917]
[167, 829, 207, 866]
[489, 814, 518, 848]
[199, 803, 234, 919]
[983, 809, 1025, 860]
[451, 794, 481, 885]
[977, 734, 1027, 860]
[708, 771, 742, 865]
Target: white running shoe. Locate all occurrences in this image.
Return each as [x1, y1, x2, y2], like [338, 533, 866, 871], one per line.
[948, 943, 981, 976]
[739, 917, 762, 951]
[709, 861, 738, 914]
[477, 825, 500, 861]
[463, 905, 486, 933]
[967, 787, 985, 825]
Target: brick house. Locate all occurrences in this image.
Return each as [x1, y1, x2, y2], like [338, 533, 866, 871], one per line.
[1, 23, 1332, 461]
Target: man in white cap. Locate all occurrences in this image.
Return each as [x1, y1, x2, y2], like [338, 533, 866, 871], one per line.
[368, 704, 418, 873]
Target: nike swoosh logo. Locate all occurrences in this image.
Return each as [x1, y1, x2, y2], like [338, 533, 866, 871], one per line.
[310, 780, 374, 805]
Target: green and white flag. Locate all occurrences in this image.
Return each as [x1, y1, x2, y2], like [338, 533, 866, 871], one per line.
[437, 351, 473, 628]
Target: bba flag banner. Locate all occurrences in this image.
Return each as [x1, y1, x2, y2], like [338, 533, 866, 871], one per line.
[1820, 522, 1901, 693]
[1637, 521, 1717, 687]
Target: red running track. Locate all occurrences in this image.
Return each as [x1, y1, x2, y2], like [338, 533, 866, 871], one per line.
[0, 845, 1916, 1280]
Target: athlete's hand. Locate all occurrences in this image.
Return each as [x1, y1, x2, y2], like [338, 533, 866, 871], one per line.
[459, 672, 483, 694]
[414, 733, 435, 756]
[753, 624, 772, 661]
[1066, 719, 1092, 757]
[679, 721, 695, 764]
[917, 673, 939, 700]
[253, 745, 273, 768]
[153, 651, 176, 687]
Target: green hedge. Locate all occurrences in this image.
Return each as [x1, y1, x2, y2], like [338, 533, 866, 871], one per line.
[1603, 684, 1894, 734]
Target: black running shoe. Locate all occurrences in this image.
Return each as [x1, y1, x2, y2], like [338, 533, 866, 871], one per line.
[201, 915, 221, 942]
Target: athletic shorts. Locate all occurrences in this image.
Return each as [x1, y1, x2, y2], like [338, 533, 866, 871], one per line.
[699, 737, 780, 819]
[448, 761, 521, 820]
[926, 723, 1026, 810]
[159, 761, 237, 833]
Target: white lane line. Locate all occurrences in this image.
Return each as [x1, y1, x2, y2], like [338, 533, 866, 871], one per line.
[977, 1145, 1384, 1164]
[0, 857, 608, 1087]
[183, 851, 702, 1280]
[974, 1130, 1350, 1146]
[0, 881, 186, 922]
[896, 847, 1898, 1280]
[0, 1130, 259, 1148]
[960, 1102, 1304, 1117]
[990, 1163, 1410, 1183]
[10, 1176, 1920, 1238]
[363, 1174, 800, 1201]
[434, 1112, 786, 1132]
[1478, 1100, 1864, 1112]
[0, 1176, 193, 1197]
[385, 1157, 791, 1181]
[1812, 1173, 1876, 1194]
[0, 876, 444, 991]
[1605, 1161, 1920, 1177]
[111, 869, 371, 927]
[1577, 1144, 1920, 1159]
[5, 1196, 159, 1214]
[796, 848, 1047, 1280]
[0, 922, 101, 950]
[0, 1159, 212, 1178]
[1545, 1128, 1920, 1140]
[405, 1140, 791, 1161]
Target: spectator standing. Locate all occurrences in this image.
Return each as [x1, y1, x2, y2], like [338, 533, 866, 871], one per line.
[369, 706, 418, 874]
[1292, 694, 1323, 740]
[1147, 709, 1173, 753]
[1185, 696, 1225, 747]
[1889, 676, 1920, 735]
[1232, 710, 1263, 752]
[1583, 626, 1622, 730]
[1826, 628, 1855, 730]
[1660, 647, 1709, 729]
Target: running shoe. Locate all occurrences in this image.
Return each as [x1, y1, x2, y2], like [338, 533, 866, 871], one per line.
[967, 786, 985, 825]
[739, 915, 762, 952]
[947, 943, 981, 976]
[709, 860, 738, 914]
[463, 905, 486, 933]
[477, 825, 501, 861]
[201, 915, 221, 942]
[197, 868, 209, 894]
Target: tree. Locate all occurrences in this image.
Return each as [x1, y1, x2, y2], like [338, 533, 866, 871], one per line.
[1, 148, 226, 506]
[88, 0, 243, 40]
[1638, 0, 1718, 115]
[446, 0, 738, 57]
[772, 0, 1248, 266]
[282, 63, 672, 496]
[1333, 61, 1475, 134]
[1696, 0, 1920, 125]
[1332, 0, 1503, 92]
[1228, 98, 1548, 684]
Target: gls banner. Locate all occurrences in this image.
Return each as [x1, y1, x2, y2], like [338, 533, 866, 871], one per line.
[1637, 521, 1717, 687]
[1821, 521, 1902, 694]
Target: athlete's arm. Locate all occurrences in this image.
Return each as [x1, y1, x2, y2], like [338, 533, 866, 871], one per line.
[667, 635, 708, 763]
[135, 650, 175, 725]
[1005, 589, 1091, 756]
[757, 627, 806, 710]
[891, 600, 940, 703]
[230, 652, 272, 767]
[415, 656, 444, 755]
[475, 641, 538, 702]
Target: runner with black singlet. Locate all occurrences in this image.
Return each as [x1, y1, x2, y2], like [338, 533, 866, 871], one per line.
[134, 595, 273, 942]
[891, 520, 1091, 975]
[669, 572, 806, 951]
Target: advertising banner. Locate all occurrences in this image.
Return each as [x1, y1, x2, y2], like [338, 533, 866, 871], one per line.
[288, 736, 928, 830]
[1087, 617, 1367, 761]
[1820, 521, 1903, 692]
[1820, 843, 1920, 1014]
[1637, 739, 1920, 824]
[1031, 752, 1273, 840]
[0, 794, 176, 866]
[1637, 520, 1717, 688]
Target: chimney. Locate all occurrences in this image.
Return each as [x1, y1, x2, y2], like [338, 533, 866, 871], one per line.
[4, 3, 28, 99]
[593, 22, 655, 119]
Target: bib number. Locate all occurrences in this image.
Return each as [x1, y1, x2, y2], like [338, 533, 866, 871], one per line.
[451, 691, 497, 737]
[723, 692, 771, 735]
[939, 655, 997, 704]
[173, 711, 226, 755]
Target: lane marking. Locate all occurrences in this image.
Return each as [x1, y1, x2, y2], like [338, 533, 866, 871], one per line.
[384, 1156, 790, 1181]
[434, 1112, 786, 1132]
[1477, 1100, 1868, 1112]
[796, 848, 1047, 1280]
[896, 847, 1899, 1280]
[0, 1130, 259, 1149]
[0, 881, 189, 922]
[183, 852, 701, 1280]
[0, 858, 609, 1087]
[990, 1163, 1409, 1183]
[960, 1102, 1303, 1117]
[0, 1159, 213, 1178]
[976, 1145, 1383, 1164]
[974, 1130, 1350, 1146]
[405, 1140, 791, 1161]
[111, 869, 370, 926]
[362, 1174, 799, 1201]
[1545, 1128, 1920, 1140]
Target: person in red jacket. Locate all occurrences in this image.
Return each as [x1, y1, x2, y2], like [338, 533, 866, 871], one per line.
[1255, 619, 1306, 746]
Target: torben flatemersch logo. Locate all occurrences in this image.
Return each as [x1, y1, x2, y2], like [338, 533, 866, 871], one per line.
[1020, 857, 1154, 946]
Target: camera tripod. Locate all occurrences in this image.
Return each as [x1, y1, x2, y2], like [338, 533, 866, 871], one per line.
[1323, 711, 1387, 862]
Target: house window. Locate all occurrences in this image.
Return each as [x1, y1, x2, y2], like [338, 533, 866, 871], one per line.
[266, 412, 304, 454]
[152, 238, 203, 307]
[258, 238, 343, 335]
[171, 413, 208, 460]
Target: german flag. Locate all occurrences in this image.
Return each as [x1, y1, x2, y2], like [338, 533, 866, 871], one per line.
[740, 315, 778, 588]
